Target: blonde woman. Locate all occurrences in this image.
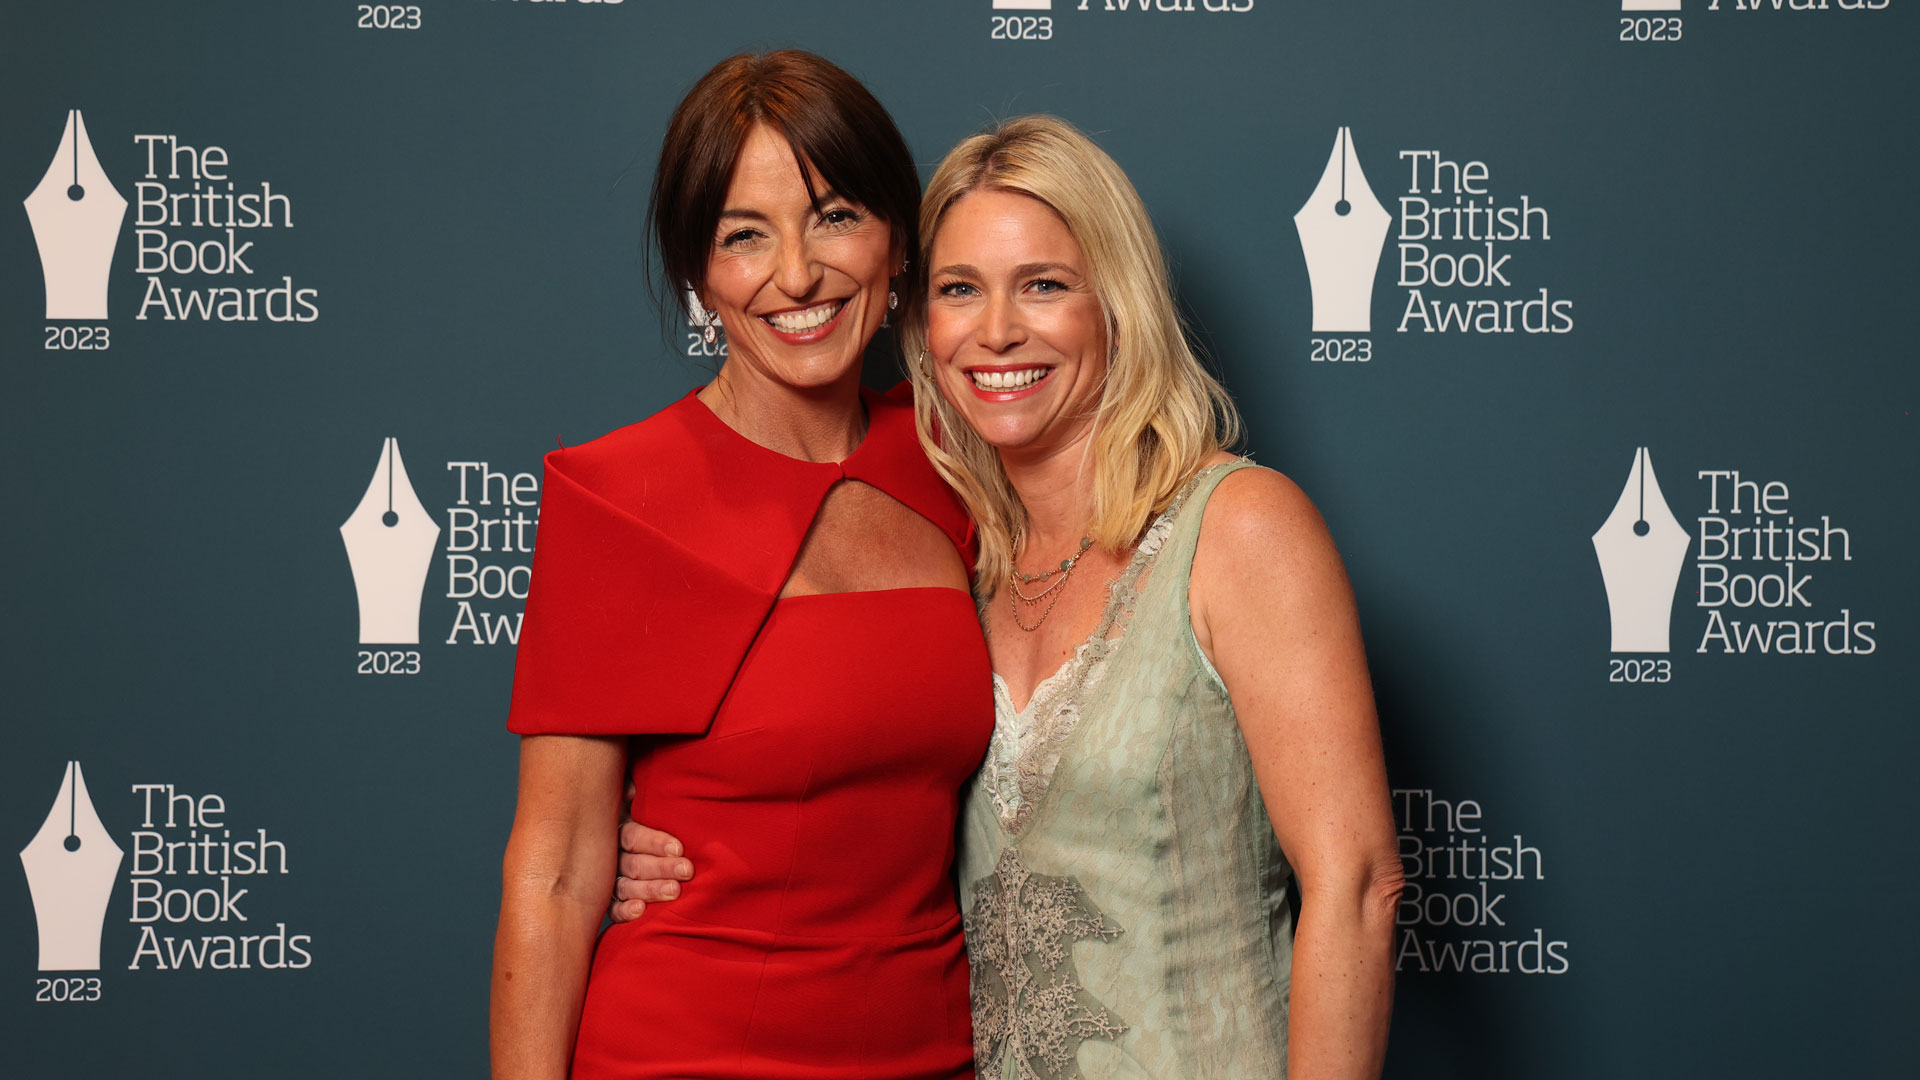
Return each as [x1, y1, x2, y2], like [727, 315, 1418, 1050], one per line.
[619, 116, 1401, 1079]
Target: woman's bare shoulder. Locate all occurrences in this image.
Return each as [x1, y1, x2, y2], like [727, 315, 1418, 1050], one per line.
[1190, 459, 1350, 625]
[1200, 460, 1329, 556]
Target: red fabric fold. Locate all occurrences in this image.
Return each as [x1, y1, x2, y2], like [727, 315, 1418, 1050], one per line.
[506, 385, 976, 737]
[507, 454, 773, 736]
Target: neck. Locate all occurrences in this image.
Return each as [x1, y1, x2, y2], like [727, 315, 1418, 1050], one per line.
[699, 363, 867, 463]
[1001, 426, 1100, 564]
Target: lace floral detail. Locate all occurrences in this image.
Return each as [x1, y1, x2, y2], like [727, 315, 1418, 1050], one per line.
[965, 848, 1128, 1080]
[980, 466, 1225, 834]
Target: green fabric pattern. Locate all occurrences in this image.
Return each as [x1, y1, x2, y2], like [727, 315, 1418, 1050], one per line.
[961, 461, 1294, 1080]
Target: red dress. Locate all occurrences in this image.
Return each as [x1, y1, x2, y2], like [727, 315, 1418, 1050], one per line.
[508, 386, 990, 1080]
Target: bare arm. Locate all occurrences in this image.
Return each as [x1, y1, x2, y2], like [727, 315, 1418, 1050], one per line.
[1192, 467, 1402, 1080]
[491, 734, 627, 1079]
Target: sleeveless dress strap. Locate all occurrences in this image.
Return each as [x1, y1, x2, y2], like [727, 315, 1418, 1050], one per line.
[1149, 459, 1260, 610]
[1102, 459, 1254, 636]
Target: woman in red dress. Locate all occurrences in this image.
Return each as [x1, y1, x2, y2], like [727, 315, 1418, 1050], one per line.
[489, 52, 989, 1080]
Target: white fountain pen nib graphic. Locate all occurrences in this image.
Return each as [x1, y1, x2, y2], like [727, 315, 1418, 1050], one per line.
[1592, 447, 1692, 653]
[19, 762, 124, 972]
[340, 438, 441, 645]
[1293, 126, 1392, 334]
[22, 110, 128, 320]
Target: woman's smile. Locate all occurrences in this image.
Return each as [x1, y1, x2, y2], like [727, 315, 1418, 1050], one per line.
[962, 364, 1055, 398]
[759, 297, 850, 343]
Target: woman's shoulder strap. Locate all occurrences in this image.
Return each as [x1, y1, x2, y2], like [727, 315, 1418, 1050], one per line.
[1161, 458, 1261, 584]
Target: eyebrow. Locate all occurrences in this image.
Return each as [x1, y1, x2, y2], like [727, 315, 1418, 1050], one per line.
[931, 262, 1081, 279]
[718, 189, 846, 223]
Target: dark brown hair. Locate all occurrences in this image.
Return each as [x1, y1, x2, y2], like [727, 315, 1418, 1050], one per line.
[647, 50, 920, 322]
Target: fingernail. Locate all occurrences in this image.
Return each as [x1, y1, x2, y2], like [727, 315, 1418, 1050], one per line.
[667, 841, 683, 857]
[676, 860, 693, 879]
[663, 882, 680, 898]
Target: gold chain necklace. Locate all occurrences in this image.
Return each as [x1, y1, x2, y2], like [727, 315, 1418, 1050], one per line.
[1007, 533, 1093, 632]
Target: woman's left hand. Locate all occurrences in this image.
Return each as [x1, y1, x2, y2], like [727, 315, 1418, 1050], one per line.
[613, 821, 694, 923]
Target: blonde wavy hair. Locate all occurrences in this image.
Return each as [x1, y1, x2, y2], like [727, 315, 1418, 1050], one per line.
[900, 115, 1242, 591]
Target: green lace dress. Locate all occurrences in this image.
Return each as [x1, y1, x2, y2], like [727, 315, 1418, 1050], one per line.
[959, 461, 1293, 1080]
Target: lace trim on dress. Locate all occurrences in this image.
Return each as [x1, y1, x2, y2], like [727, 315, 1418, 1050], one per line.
[964, 848, 1129, 1080]
[979, 466, 1225, 835]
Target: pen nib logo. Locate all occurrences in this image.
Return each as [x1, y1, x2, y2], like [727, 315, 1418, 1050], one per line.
[340, 438, 441, 645]
[1294, 126, 1392, 333]
[1592, 447, 1691, 653]
[19, 761, 124, 972]
[22, 110, 128, 320]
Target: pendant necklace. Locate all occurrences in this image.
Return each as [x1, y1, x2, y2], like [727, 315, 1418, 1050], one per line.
[1007, 532, 1094, 632]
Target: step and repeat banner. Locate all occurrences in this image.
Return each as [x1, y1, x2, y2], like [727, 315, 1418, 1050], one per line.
[4, 2, 1913, 1076]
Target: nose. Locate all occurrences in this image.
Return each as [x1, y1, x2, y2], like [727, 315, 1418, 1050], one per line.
[979, 291, 1027, 353]
[773, 233, 824, 300]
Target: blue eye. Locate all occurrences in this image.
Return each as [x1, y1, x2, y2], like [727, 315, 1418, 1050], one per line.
[937, 281, 978, 297]
[1031, 279, 1067, 293]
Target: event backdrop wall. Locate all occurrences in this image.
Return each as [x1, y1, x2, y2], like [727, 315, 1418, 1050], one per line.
[5, 2, 1914, 1076]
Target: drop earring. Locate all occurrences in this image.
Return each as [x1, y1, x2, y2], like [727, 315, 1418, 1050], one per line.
[882, 258, 907, 329]
[687, 286, 721, 345]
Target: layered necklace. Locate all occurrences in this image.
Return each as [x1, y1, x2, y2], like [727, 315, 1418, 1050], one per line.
[1007, 531, 1095, 632]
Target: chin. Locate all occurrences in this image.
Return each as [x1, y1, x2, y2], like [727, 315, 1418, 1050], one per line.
[779, 355, 863, 389]
[964, 419, 1040, 453]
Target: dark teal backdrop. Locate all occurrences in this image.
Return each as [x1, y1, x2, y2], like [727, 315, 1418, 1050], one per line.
[4, 2, 1914, 1076]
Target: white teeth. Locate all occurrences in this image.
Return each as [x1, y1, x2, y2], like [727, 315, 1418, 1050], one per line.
[765, 301, 843, 333]
[969, 368, 1048, 391]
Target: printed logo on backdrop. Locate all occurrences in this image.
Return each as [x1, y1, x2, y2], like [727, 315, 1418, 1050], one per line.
[19, 110, 319, 351]
[1393, 789, 1569, 976]
[132, 131, 315, 323]
[339, 442, 542, 674]
[341, 438, 441, 648]
[1591, 448, 1876, 684]
[1619, 0, 1892, 48]
[1076, 0, 1254, 10]
[23, 112, 127, 326]
[19, 763, 122, 973]
[19, 762, 310, 1004]
[1705, 0, 1890, 8]
[1294, 127, 1391, 353]
[1292, 130, 1572, 363]
[1592, 448, 1690, 653]
[987, 0, 1255, 45]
